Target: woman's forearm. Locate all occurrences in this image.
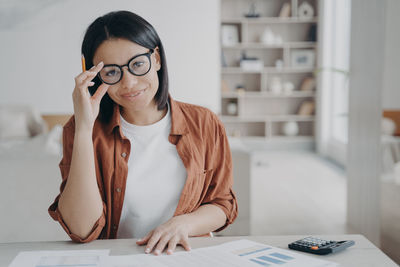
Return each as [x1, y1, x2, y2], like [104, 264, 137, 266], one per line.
[185, 204, 227, 236]
[58, 129, 103, 239]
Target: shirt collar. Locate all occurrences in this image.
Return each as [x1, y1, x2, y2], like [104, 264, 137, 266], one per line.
[105, 94, 188, 136]
[169, 95, 189, 136]
[105, 103, 121, 135]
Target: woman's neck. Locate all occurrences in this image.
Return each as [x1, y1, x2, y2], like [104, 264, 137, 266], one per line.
[120, 102, 167, 126]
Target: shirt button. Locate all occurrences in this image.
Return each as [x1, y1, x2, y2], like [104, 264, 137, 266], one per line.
[116, 188, 121, 193]
[121, 152, 127, 158]
[113, 224, 117, 230]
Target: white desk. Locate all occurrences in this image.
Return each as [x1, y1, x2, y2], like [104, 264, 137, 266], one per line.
[0, 235, 397, 267]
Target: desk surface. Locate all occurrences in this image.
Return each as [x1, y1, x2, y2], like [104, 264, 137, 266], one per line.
[0, 234, 397, 267]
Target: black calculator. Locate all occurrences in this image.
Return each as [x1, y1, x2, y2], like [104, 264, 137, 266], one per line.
[288, 236, 355, 255]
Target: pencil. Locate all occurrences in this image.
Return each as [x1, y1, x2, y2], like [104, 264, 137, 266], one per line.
[81, 54, 86, 72]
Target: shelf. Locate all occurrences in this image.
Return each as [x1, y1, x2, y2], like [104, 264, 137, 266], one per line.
[227, 136, 315, 151]
[222, 42, 317, 49]
[221, 115, 315, 123]
[229, 136, 314, 142]
[222, 67, 315, 74]
[222, 68, 262, 74]
[222, 17, 318, 24]
[220, 0, 318, 144]
[221, 18, 242, 24]
[222, 91, 315, 98]
[268, 136, 314, 142]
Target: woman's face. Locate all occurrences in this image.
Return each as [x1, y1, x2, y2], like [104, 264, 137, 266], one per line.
[93, 38, 161, 113]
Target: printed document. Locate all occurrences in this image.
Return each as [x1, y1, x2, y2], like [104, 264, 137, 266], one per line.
[101, 239, 339, 267]
[8, 249, 110, 267]
[8, 240, 339, 267]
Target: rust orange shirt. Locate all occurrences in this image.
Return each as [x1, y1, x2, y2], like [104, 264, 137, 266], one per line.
[48, 96, 238, 242]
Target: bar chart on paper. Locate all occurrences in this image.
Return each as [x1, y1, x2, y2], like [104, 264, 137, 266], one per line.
[232, 245, 297, 265]
[219, 240, 339, 267]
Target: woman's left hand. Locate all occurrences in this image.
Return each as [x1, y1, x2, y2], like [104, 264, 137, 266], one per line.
[136, 215, 192, 255]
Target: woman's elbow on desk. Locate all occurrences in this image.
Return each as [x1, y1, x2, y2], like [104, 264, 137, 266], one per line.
[57, 195, 104, 241]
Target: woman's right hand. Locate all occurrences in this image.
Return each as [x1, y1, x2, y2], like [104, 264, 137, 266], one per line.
[72, 62, 110, 132]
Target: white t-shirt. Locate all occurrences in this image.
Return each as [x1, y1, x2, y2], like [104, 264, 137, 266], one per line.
[117, 105, 187, 238]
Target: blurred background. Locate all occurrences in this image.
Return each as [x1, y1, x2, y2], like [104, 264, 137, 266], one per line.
[0, 0, 399, 264]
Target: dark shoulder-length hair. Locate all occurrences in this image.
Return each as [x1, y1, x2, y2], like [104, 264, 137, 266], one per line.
[81, 10, 169, 123]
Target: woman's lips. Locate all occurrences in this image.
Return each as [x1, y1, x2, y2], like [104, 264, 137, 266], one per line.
[121, 89, 146, 100]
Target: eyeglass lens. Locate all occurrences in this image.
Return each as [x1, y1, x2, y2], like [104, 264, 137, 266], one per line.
[99, 54, 151, 85]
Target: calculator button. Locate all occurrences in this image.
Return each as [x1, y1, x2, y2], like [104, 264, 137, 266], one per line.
[311, 246, 319, 250]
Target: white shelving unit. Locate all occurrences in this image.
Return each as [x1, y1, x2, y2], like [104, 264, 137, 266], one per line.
[220, 0, 319, 142]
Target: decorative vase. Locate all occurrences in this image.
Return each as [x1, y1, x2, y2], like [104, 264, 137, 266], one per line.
[260, 27, 275, 45]
[227, 101, 238, 115]
[298, 2, 314, 19]
[282, 121, 299, 136]
[283, 82, 295, 94]
[269, 76, 282, 94]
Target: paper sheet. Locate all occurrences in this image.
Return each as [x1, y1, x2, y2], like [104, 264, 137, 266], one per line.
[101, 239, 339, 267]
[8, 249, 110, 267]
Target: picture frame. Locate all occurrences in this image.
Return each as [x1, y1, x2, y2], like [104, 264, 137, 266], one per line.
[291, 49, 315, 68]
[221, 25, 239, 46]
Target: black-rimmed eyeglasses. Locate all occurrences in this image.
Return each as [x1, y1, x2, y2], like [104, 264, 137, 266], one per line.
[98, 49, 154, 85]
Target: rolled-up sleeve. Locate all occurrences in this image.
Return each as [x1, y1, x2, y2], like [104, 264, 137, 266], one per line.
[203, 118, 238, 231]
[48, 199, 106, 243]
[48, 119, 106, 243]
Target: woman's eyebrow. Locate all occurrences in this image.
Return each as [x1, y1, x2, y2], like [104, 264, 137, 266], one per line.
[103, 51, 147, 66]
[130, 50, 148, 58]
[132, 51, 144, 57]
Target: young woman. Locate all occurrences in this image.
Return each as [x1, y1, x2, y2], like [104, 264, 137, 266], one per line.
[49, 10, 237, 255]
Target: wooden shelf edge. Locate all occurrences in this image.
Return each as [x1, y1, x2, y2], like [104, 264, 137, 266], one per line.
[221, 91, 316, 98]
[227, 136, 315, 143]
[221, 67, 316, 74]
[222, 17, 318, 24]
[222, 42, 317, 49]
[220, 115, 315, 123]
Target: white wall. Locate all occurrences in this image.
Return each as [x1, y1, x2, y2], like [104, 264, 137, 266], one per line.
[347, 0, 385, 246]
[382, 0, 400, 110]
[0, 0, 220, 114]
